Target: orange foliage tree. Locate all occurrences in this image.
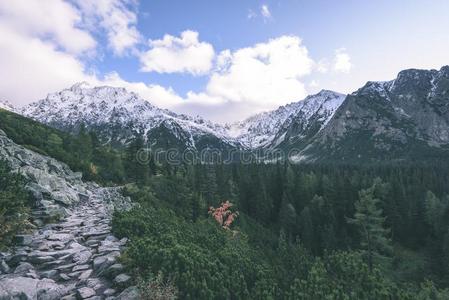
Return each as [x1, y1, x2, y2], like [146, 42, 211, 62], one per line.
[208, 201, 239, 230]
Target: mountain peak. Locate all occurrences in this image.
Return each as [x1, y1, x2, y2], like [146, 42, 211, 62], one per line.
[65, 82, 136, 101]
[439, 65, 449, 76]
[19, 82, 348, 151]
[70, 81, 92, 91]
[227, 89, 346, 148]
[0, 100, 16, 112]
[314, 89, 345, 98]
[21, 83, 235, 149]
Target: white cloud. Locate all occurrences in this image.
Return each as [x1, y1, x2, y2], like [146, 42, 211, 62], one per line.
[0, 0, 183, 111]
[0, 0, 96, 54]
[247, 9, 257, 19]
[0, 24, 183, 110]
[206, 36, 313, 105]
[0, 0, 99, 106]
[0, 0, 337, 123]
[0, 0, 145, 106]
[309, 80, 319, 88]
[0, 24, 96, 106]
[0, 1, 320, 124]
[247, 5, 273, 22]
[100, 72, 184, 108]
[168, 35, 314, 122]
[76, 0, 141, 56]
[139, 30, 215, 75]
[261, 5, 272, 20]
[316, 59, 329, 73]
[333, 48, 352, 73]
[106, 35, 316, 123]
[90, 35, 316, 123]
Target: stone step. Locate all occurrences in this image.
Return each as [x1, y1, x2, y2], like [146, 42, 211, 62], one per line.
[0, 185, 135, 299]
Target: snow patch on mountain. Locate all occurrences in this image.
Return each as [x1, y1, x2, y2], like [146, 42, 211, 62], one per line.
[21, 83, 236, 148]
[20, 83, 346, 150]
[226, 90, 346, 148]
[0, 100, 16, 112]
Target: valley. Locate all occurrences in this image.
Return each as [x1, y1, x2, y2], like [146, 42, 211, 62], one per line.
[2, 66, 449, 299]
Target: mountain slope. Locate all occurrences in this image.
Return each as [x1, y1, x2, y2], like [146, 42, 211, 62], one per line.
[0, 100, 16, 112]
[226, 90, 345, 149]
[21, 82, 239, 151]
[20, 83, 346, 154]
[13, 65, 449, 163]
[301, 66, 449, 162]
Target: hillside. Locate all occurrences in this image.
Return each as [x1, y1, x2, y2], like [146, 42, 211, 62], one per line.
[301, 66, 449, 162]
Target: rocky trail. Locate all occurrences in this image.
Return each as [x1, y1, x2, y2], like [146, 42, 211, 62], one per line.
[0, 130, 139, 299]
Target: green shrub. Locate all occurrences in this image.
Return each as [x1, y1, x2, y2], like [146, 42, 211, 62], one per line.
[0, 160, 30, 248]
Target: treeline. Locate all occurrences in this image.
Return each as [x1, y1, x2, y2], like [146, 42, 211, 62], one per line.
[0, 110, 126, 184]
[111, 159, 449, 298]
[195, 163, 449, 282]
[113, 191, 416, 299]
[0, 110, 166, 185]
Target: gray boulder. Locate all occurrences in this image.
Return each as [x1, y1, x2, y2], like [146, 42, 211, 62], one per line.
[114, 274, 131, 288]
[76, 287, 96, 299]
[0, 260, 10, 274]
[14, 262, 34, 275]
[0, 276, 65, 300]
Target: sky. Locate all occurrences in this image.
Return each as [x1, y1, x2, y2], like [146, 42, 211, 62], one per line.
[1, 0, 449, 123]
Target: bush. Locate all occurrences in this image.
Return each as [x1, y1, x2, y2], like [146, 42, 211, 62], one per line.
[113, 204, 274, 300]
[138, 272, 179, 300]
[0, 160, 30, 248]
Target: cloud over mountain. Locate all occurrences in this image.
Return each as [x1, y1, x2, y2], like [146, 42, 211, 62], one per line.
[139, 30, 215, 75]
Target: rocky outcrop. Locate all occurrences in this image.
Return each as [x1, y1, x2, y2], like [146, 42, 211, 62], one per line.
[0, 130, 140, 299]
[300, 66, 449, 162]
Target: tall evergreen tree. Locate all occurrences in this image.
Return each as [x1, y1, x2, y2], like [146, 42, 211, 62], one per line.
[347, 178, 392, 272]
[125, 136, 148, 184]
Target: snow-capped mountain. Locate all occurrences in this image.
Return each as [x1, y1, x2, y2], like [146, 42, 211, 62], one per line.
[20, 83, 346, 152]
[7, 65, 449, 163]
[227, 90, 345, 149]
[0, 100, 16, 112]
[21, 82, 239, 150]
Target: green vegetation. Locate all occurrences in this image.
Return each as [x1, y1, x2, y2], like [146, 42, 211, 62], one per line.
[0, 109, 125, 184]
[111, 160, 449, 299]
[0, 160, 30, 249]
[0, 109, 126, 184]
[347, 178, 392, 272]
[3, 109, 449, 298]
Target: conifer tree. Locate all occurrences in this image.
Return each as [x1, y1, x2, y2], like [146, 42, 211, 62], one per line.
[347, 178, 392, 272]
[125, 136, 148, 184]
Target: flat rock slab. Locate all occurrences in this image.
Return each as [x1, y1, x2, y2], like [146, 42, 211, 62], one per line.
[76, 287, 96, 299]
[114, 273, 131, 288]
[0, 276, 66, 300]
[79, 269, 93, 280]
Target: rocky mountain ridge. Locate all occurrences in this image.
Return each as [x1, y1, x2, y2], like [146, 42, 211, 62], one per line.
[299, 66, 449, 162]
[0, 100, 16, 113]
[18, 83, 346, 152]
[20, 82, 240, 151]
[226, 90, 345, 149]
[6, 65, 449, 162]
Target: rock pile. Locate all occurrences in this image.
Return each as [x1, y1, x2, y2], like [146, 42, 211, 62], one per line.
[0, 130, 139, 299]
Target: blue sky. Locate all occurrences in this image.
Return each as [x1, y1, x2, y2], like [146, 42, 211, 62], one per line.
[1, 0, 449, 122]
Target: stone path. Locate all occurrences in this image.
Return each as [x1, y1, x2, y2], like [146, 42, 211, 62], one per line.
[0, 187, 139, 300]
